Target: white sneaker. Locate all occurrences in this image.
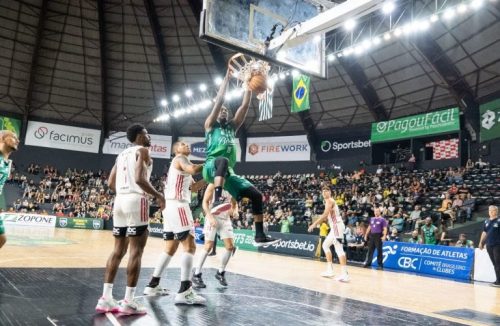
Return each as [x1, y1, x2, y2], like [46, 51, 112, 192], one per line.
[143, 285, 169, 296]
[117, 299, 147, 315]
[335, 273, 350, 282]
[95, 296, 119, 313]
[174, 287, 207, 305]
[320, 270, 335, 278]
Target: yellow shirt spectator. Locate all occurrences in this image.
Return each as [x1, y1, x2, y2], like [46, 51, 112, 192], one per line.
[331, 177, 337, 185]
[383, 188, 391, 198]
[319, 222, 330, 237]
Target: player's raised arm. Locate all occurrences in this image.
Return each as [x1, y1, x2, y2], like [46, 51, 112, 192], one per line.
[205, 69, 232, 132]
[232, 89, 252, 132]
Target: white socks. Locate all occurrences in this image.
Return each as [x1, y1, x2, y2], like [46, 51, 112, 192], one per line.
[341, 265, 348, 275]
[153, 252, 172, 278]
[219, 249, 232, 273]
[102, 283, 113, 299]
[125, 286, 136, 302]
[195, 249, 209, 275]
[180, 253, 194, 281]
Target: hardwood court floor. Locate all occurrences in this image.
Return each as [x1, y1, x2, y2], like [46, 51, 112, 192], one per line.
[0, 226, 499, 325]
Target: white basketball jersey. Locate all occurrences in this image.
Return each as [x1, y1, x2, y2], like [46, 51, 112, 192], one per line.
[164, 156, 193, 202]
[212, 189, 231, 219]
[327, 200, 343, 228]
[115, 145, 152, 195]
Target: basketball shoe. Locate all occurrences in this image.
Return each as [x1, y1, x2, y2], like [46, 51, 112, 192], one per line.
[117, 299, 147, 315]
[174, 287, 207, 305]
[143, 285, 169, 296]
[95, 297, 119, 313]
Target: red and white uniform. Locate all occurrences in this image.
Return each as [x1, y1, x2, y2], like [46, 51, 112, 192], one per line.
[322, 199, 346, 257]
[204, 190, 234, 241]
[163, 156, 194, 234]
[113, 145, 152, 227]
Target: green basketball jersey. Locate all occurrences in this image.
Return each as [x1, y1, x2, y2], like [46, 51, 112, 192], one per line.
[205, 122, 237, 167]
[0, 157, 11, 195]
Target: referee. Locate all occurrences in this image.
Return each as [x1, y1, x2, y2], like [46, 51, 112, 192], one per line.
[479, 205, 500, 287]
[364, 207, 388, 269]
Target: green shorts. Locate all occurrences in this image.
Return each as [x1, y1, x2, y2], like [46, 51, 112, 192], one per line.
[203, 159, 253, 200]
[0, 219, 4, 235]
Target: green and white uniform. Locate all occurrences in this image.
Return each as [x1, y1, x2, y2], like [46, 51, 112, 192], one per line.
[202, 122, 252, 199]
[0, 157, 12, 235]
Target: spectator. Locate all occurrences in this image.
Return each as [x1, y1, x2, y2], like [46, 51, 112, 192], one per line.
[280, 216, 291, 233]
[387, 228, 401, 242]
[459, 193, 475, 222]
[455, 234, 474, 248]
[408, 230, 420, 243]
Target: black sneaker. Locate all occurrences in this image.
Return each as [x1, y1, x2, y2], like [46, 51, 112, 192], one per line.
[215, 271, 228, 286]
[208, 250, 217, 256]
[253, 235, 280, 247]
[231, 246, 237, 256]
[492, 281, 500, 287]
[192, 273, 206, 289]
[210, 198, 232, 214]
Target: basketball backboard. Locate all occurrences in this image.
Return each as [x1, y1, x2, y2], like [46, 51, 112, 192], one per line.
[200, 0, 327, 78]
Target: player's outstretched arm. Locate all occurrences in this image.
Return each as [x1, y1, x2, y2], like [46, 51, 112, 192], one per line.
[232, 89, 252, 132]
[308, 199, 332, 232]
[108, 164, 117, 192]
[135, 147, 165, 209]
[176, 156, 203, 175]
[205, 69, 232, 132]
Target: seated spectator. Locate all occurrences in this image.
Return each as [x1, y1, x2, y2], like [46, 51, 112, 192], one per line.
[457, 184, 469, 196]
[438, 220, 450, 246]
[438, 194, 452, 212]
[442, 202, 456, 229]
[458, 193, 475, 222]
[387, 228, 401, 242]
[455, 233, 474, 248]
[390, 213, 405, 233]
[475, 157, 489, 168]
[407, 230, 420, 243]
[465, 158, 474, 170]
[448, 183, 459, 196]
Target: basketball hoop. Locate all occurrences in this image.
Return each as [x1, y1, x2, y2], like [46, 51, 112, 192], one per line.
[228, 53, 270, 94]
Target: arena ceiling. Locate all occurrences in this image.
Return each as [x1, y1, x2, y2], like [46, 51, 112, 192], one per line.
[0, 0, 499, 138]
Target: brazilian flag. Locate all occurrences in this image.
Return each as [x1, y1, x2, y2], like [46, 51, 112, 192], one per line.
[291, 74, 310, 113]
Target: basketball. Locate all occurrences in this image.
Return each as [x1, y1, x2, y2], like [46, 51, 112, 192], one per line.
[248, 73, 268, 94]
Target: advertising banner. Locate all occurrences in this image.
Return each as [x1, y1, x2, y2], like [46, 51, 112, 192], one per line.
[178, 137, 241, 162]
[103, 132, 172, 159]
[480, 99, 500, 142]
[246, 135, 310, 162]
[0, 116, 22, 136]
[316, 135, 371, 160]
[218, 229, 257, 252]
[373, 242, 474, 280]
[25, 121, 101, 153]
[56, 217, 103, 230]
[257, 232, 318, 258]
[371, 108, 460, 143]
[0, 213, 56, 227]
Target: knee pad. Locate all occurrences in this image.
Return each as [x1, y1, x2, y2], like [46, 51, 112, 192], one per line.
[240, 186, 263, 215]
[214, 157, 229, 178]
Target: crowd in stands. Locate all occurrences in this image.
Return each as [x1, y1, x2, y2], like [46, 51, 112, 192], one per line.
[4, 158, 498, 249]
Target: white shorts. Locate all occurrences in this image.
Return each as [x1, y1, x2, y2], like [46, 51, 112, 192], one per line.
[323, 222, 346, 257]
[162, 200, 194, 235]
[113, 193, 149, 227]
[203, 216, 234, 241]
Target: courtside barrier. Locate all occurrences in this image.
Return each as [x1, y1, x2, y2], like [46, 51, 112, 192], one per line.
[56, 217, 103, 230]
[0, 212, 57, 227]
[473, 248, 496, 282]
[149, 223, 204, 245]
[373, 242, 474, 280]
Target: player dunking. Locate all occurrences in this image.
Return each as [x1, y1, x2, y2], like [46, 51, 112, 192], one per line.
[308, 186, 349, 282]
[203, 67, 278, 246]
[144, 141, 206, 305]
[192, 184, 236, 288]
[0, 131, 19, 250]
[96, 124, 165, 315]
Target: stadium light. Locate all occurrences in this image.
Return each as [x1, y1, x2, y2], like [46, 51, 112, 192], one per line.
[457, 4, 468, 14]
[313, 35, 322, 43]
[471, 0, 484, 9]
[172, 94, 180, 102]
[199, 83, 207, 92]
[430, 14, 439, 23]
[160, 99, 168, 107]
[279, 73, 286, 80]
[327, 54, 336, 62]
[382, 2, 395, 14]
[291, 69, 300, 77]
[443, 8, 456, 20]
[214, 76, 223, 85]
[185, 89, 193, 97]
[383, 32, 391, 41]
[344, 19, 356, 31]
[373, 37, 382, 45]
